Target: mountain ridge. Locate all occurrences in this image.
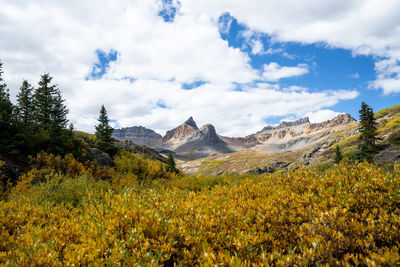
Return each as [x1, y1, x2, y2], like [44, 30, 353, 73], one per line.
[113, 114, 357, 160]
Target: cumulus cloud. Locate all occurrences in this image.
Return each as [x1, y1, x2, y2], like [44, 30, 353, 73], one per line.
[370, 58, 400, 94]
[0, 0, 390, 137]
[262, 63, 309, 81]
[183, 0, 400, 92]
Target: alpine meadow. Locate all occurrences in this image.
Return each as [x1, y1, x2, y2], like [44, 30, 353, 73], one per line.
[1, 0, 400, 265]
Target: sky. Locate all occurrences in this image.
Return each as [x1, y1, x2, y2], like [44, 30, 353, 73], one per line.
[0, 0, 399, 137]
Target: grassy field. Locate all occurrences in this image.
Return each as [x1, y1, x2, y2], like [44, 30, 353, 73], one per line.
[179, 150, 304, 175]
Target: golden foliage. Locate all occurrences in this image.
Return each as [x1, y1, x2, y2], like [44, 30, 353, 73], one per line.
[1, 161, 399, 265]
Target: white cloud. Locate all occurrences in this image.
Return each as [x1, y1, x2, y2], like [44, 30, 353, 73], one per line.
[183, 0, 400, 93]
[0, 0, 384, 137]
[369, 58, 400, 94]
[262, 62, 309, 81]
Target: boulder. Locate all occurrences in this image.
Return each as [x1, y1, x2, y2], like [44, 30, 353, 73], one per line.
[87, 148, 113, 167]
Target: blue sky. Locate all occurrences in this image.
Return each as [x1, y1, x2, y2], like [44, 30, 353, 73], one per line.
[1, 0, 399, 136]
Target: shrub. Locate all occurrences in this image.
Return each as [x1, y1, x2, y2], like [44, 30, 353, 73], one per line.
[114, 151, 177, 183]
[27, 175, 109, 207]
[1, 162, 399, 265]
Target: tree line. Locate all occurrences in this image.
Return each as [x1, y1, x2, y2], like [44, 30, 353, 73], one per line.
[0, 61, 81, 164]
[0, 60, 178, 174]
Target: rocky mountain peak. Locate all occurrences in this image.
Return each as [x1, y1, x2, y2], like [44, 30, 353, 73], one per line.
[162, 117, 199, 141]
[199, 124, 218, 141]
[184, 116, 198, 129]
[330, 114, 356, 125]
[112, 126, 162, 147]
[308, 113, 356, 130]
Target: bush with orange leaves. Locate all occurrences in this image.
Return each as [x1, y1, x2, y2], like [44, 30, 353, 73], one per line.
[1, 160, 399, 265]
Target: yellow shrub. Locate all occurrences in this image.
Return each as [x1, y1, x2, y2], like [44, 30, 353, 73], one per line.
[1, 162, 399, 265]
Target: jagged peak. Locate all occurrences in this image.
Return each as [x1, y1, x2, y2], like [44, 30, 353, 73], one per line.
[183, 116, 198, 129]
[309, 113, 356, 128]
[331, 113, 356, 123]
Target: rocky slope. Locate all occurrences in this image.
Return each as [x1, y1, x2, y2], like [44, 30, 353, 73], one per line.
[222, 114, 356, 153]
[112, 126, 162, 147]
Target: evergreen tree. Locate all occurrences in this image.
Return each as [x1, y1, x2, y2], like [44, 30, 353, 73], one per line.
[166, 152, 178, 173]
[50, 89, 68, 131]
[334, 144, 343, 164]
[31, 74, 71, 155]
[33, 74, 54, 126]
[358, 102, 378, 162]
[16, 80, 34, 124]
[0, 61, 17, 157]
[95, 105, 116, 155]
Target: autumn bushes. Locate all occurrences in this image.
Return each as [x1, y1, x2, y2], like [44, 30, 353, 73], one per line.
[1, 158, 400, 265]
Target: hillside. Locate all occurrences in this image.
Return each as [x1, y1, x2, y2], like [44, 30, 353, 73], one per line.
[309, 104, 400, 167]
[178, 104, 400, 175]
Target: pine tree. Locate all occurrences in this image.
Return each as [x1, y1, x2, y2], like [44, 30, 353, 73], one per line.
[334, 144, 343, 164]
[95, 105, 116, 155]
[16, 80, 34, 124]
[0, 61, 17, 156]
[358, 102, 377, 162]
[166, 152, 178, 173]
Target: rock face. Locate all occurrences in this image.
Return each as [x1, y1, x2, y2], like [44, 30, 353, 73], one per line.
[162, 117, 198, 142]
[221, 114, 356, 153]
[112, 126, 162, 147]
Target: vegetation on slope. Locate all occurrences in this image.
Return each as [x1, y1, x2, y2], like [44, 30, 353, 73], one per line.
[1, 152, 399, 265]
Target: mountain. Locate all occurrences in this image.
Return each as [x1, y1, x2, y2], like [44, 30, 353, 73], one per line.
[155, 118, 233, 159]
[113, 114, 357, 161]
[178, 105, 400, 175]
[221, 113, 356, 153]
[112, 126, 162, 147]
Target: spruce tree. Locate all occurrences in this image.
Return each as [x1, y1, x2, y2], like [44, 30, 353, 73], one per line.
[16, 80, 34, 124]
[95, 105, 116, 155]
[358, 102, 377, 162]
[50, 89, 68, 131]
[0, 61, 17, 156]
[32, 74, 70, 155]
[166, 152, 178, 173]
[334, 144, 343, 164]
[33, 74, 54, 126]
